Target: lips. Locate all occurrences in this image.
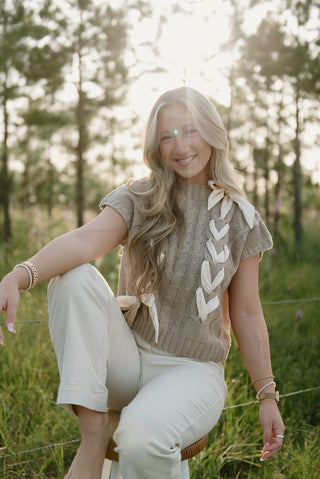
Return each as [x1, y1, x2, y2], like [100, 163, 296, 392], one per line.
[176, 155, 196, 166]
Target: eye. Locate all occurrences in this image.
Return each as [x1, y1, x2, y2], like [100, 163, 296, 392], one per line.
[186, 128, 197, 135]
[160, 135, 173, 142]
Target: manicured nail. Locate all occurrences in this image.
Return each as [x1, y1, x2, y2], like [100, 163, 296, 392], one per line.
[7, 323, 15, 333]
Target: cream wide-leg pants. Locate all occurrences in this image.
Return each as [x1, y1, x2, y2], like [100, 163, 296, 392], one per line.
[48, 264, 227, 479]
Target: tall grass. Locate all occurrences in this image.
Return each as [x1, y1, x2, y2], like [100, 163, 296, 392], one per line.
[190, 217, 320, 478]
[0, 208, 319, 478]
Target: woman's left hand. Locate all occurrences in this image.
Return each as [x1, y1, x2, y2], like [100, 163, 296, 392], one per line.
[259, 399, 285, 462]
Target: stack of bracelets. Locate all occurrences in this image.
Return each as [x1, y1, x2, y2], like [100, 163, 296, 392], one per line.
[252, 375, 280, 403]
[13, 261, 39, 292]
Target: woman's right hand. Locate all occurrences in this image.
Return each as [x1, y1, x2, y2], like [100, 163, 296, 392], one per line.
[0, 268, 27, 345]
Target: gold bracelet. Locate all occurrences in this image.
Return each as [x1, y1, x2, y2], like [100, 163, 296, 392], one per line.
[14, 261, 39, 290]
[24, 261, 39, 288]
[258, 391, 280, 403]
[13, 263, 33, 291]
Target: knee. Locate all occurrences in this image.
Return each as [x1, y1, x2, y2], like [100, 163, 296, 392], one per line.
[115, 427, 155, 471]
[48, 263, 114, 306]
[48, 264, 95, 296]
[114, 413, 180, 469]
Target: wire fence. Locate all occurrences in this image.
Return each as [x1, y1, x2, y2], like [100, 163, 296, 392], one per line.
[1, 297, 319, 328]
[1, 386, 320, 462]
[0, 296, 319, 465]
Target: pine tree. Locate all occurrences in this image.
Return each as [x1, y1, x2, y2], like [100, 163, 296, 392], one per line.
[62, 0, 132, 226]
[0, 0, 68, 245]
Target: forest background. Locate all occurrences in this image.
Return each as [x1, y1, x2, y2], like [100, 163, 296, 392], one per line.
[0, 0, 320, 478]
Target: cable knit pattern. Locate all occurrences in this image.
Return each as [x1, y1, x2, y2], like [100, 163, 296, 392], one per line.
[195, 181, 256, 324]
[100, 179, 273, 362]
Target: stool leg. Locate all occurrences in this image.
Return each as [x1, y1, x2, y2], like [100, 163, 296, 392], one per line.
[103, 459, 189, 479]
[110, 461, 124, 479]
[101, 459, 112, 479]
[181, 459, 190, 479]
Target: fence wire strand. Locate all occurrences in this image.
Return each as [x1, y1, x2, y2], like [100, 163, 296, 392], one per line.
[0, 297, 319, 328]
[261, 297, 320, 305]
[1, 386, 320, 461]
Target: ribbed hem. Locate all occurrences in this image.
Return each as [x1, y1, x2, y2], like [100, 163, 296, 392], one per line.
[56, 383, 109, 414]
[132, 319, 231, 363]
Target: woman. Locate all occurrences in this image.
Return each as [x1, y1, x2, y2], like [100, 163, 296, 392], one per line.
[0, 87, 284, 479]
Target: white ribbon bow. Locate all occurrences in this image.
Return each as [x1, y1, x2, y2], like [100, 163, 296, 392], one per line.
[117, 293, 159, 343]
[208, 181, 255, 229]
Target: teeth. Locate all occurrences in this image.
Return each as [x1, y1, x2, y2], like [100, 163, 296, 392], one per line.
[177, 155, 194, 165]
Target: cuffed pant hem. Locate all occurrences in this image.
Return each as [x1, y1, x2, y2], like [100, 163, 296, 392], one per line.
[57, 383, 109, 414]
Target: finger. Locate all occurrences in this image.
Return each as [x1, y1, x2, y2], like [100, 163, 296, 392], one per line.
[260, 435, 284, 461]
[260, 444, 278, 461]
[273, 424, 285, 437]
[262, 418, 284, 447]
[0, 301, 7, 344]
[262, 426, 273, 448]
[7, 321, 16, 334]
[5, 298, 18, 334]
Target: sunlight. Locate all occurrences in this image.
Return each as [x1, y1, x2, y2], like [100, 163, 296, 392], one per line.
[157, 3, 233, 101]
[128, 1, 234, 120]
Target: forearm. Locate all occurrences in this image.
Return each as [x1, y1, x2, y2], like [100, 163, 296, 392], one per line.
[29, 230, 93, 282]
[8, 206, 127, 290]
[231, 311, 275, 394]
[7, 230, 93, 291]
[228, 257, 284, 459]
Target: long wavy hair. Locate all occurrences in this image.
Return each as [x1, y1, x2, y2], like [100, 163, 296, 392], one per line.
[128, 86, 245, 294]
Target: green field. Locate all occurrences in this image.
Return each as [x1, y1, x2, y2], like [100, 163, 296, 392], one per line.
[1, 209, 319, 478]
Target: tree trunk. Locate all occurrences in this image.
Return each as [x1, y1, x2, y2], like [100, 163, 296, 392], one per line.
[293, 82, 302, 256]
[47, 157, 53, 218]
[76, 83, 85, 227]
[76, 26, 85, 227]
[273, 144, 282, 237]
[274, 91, 285, 237]
[253, 159, 258, 208]
[227, 62, 235, 159]
[264, 130, 271, 226]
[2, 80, 12, 245]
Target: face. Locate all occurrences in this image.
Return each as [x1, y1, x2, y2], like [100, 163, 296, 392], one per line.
[157, 103, 212, 185]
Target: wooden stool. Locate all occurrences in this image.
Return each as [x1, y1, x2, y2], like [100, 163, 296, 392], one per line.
[101, 411, 208, 479]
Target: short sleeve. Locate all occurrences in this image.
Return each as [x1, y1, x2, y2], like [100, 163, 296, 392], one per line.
[99, 184, 134, 230]
[241, 211, 273, 260]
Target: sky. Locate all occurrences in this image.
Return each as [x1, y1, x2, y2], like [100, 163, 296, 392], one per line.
[121, 0, 320, 183]
[127, 0, 234, 116]
[18, 0, 318, 183]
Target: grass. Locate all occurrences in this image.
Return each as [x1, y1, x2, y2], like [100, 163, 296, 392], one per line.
[0, 208, 319, 478]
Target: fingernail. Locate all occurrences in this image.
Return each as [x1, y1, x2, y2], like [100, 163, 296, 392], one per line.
[265, 443, 270, 447]
[7, 323, 15, 333]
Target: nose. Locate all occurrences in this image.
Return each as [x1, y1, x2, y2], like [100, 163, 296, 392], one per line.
[174, 134, 188, 156]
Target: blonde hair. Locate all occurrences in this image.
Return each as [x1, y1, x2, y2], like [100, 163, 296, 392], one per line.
[128, 86, 244, 294]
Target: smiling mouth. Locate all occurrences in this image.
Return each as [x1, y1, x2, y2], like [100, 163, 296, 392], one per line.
[176, 155, 196, 166]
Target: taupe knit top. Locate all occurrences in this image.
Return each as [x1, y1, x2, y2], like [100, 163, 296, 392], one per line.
[100, 178, 273, 362]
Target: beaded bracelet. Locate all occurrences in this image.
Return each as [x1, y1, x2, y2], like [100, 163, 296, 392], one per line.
[13, 261, 39, 291]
